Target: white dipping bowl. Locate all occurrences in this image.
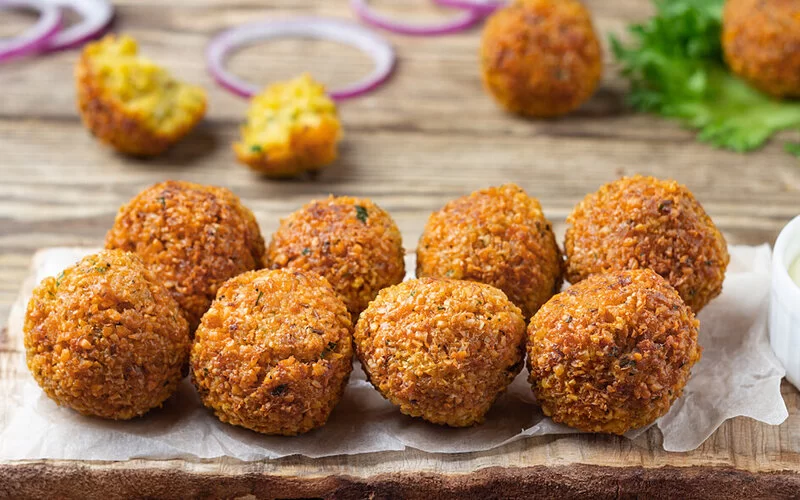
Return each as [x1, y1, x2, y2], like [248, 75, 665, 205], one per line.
[770, 215, 800, 390]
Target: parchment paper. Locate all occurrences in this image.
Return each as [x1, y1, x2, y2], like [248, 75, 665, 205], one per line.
[0, 245, 787, 459]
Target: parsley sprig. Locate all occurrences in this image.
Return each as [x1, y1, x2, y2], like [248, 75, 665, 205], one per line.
[611, 0, 800, 156]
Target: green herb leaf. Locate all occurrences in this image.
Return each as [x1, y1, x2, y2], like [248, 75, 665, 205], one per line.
[250, 144, 263, 153]
[256, 290, 263, 306]
[301, 247, 311, 256]
[355, 205, 368, 223]
[321, 341, 338, 358]
[611, 0, 800, 155]
[271, 384, 288, 396]
[158, 196, 166, 208]
[786, 143, 800, 158]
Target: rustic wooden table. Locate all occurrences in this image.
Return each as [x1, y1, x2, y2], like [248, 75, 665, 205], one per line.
[1, 0, 799, 498]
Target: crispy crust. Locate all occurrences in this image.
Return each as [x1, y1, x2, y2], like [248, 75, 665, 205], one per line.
[565, 176, 729, 313]
[527, 269, 701, 435]
[417, 184, 563, 319]
[105, 181, 266, 332]
[722, 0, 800, 98]
[267, 196, 405, 321]
[190, 269, 353, 435]
[234, 116, 341, 178]
[480, 0, 603, 117]
[23, 250, 190, 420]
[75, 39, 207, 157]
[354, 278, 527, 427]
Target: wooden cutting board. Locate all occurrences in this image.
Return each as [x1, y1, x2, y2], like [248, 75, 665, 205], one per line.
[1, 0, 799, 498]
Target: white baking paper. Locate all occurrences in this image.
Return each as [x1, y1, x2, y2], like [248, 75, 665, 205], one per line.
[0, 245, 787, 459]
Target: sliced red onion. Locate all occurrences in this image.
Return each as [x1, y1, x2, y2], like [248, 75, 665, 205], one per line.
[350, 0, 483, 36]
[42, 0, 114, 51]
[0, 0, 62, 62]
[432, 0, 505, 15]
[207, 17, 396, 101]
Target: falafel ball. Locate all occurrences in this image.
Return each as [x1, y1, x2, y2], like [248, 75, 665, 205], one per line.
[355, 278, 526, 427]
[417, 184, 562, 319]
[106, 181, 266, 331]
[191, 269, 353, 435]
[480, 0, 603, 118]
[565, 176, 729, 312]
[76, 35, 207, 156]
[722, 0, 800, 98]
[234, 74, 342, 178]
[527, 269, 702, 435]
[267, 196, 405, 321]
[24, 250, 190, 420]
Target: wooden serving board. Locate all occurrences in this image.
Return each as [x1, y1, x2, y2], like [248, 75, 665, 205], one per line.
[1, 0, 799, 497]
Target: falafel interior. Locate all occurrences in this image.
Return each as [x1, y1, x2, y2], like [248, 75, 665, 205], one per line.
[83, 35, 207, 137]
[234, 74, 342, 177]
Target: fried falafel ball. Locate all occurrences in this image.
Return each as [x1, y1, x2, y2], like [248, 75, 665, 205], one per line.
[234, 74, 342, 178]
[417, 184, 562, 319]
[76, 35, 207, 156]
[722, 0, 800, 98]
[565, 176, 729, 313]
[106, 181, 266, 332]
[355, 278, 526, 427]
[528, 269, 701, 434]
[191, 269, 353, 435]
[480, 0, 603, 118]
[267, 196, 405, 321]
[24, 250, 190, 420]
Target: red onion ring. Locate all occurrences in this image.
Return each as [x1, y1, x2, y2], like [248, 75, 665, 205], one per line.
[207, 17, 396, 101]
[0, 0, 62, 62]
[432, 0, 505, 15]
[42, 0, 114, 51]
[350, 0, 483, 36]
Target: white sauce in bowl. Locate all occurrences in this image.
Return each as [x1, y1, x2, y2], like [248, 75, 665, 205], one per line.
[790, 254, 800, 288]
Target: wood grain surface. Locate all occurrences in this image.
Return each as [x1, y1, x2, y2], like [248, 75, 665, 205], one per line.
[1, 0, 800, 497]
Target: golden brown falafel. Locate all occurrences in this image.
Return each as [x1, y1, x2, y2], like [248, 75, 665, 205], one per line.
[480, 0, 603, 117]
[267, 196, 405, 321]
[76, 35, 207, 156]
[527, 269, 701, 435]
[105, 181, 266, 331]
[355, 278, 526, 427]
[234, 74, 342, 178]
[722, 0, 800, 98]
[417, 184, 562, 319]
[191, 269, 353, 435]
[565, 176, 729, 312]
[24, 250, 190, 420]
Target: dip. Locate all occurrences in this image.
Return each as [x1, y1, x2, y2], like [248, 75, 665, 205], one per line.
[790, 254, 800, 288]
